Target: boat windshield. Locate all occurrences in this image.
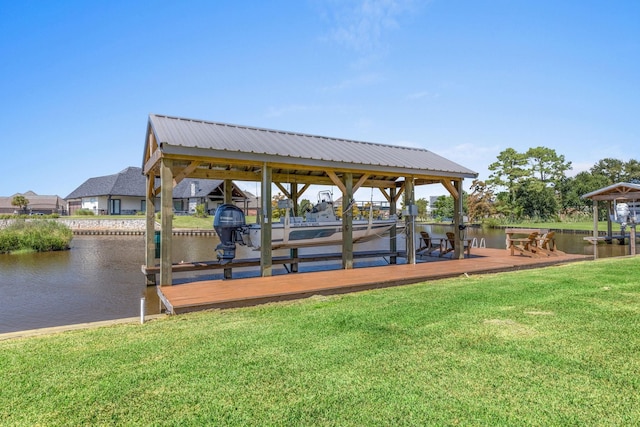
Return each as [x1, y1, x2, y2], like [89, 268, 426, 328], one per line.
[317, 190, 333, 204]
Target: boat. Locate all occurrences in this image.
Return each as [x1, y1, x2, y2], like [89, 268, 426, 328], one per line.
[244, 190, 399, 250]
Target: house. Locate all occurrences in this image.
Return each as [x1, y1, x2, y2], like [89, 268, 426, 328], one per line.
[0, 191, 67, 215]
[65, 166, 247, 215]
[172, 176, 248, 215]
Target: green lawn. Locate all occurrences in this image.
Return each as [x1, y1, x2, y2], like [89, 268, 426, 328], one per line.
[502, 220, 610, 232]
[2, 257, 639, 425]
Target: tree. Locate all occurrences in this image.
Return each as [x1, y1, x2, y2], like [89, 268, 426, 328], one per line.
[466, 180, 494, 222]
[271, 193, 288, 220]
[11, 195, 29, 213]
[487, 148, 530, 205]
[525, 146, 572, 186]
[297, 198, 312, 217]
[515, 180, 558, 220]
[624, 159, 640, 183]
[415, 198, 428, 220]
[431, 193, 468, 221]
[557, 172, 609, 215]
[591, 158, 626, 184]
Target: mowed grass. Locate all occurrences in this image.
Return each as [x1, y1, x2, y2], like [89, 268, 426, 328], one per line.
[1, 257, 639, 425]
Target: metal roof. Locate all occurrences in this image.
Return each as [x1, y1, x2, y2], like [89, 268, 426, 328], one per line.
[145, 114, 477, 181]
[582, 182, 640, 201]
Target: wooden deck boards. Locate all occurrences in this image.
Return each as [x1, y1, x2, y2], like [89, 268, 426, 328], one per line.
[157, 248, 590, 314]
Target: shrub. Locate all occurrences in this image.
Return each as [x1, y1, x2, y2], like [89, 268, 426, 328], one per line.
[75, 209, 95, 216]
[194, 204, 208, 218]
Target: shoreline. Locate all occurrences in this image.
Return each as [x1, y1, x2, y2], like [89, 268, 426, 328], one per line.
[0, 314, 166, 341]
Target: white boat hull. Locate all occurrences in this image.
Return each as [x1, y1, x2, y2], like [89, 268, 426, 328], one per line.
[246, 220, 398, 250]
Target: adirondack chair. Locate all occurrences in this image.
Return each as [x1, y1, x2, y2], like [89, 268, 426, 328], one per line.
[417, 231, 440, 256]
[509, 231, 543, 257]
[439, 232, 471, 258]
[535, 231, 565, 256]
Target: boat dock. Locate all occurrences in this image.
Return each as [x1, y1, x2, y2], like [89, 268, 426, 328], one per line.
[583, 234, 640, 244]
[156, 248, 589, 314]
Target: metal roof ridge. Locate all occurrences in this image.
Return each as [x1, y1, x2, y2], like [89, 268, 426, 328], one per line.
[149, 113, 438, 154]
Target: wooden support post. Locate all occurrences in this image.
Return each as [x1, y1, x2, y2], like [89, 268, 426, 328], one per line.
[389, 187, 397, 264]
[144, 174, 156, 286]
[592, 200, 599, 258]
[607, 201, 613, 242]
[454, 179, 464, 259]
[291, 183, 298, 273]
[224, 179, 233, 280]
[224, 179, 233, 204]
[405, 178, 415, 265]
[160, 158, 173, 286]
[260, 165, 273, 277]
[342, 172, 354, 269]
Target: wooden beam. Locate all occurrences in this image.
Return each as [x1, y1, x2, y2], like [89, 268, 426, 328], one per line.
[378, 187, 392, 203]
[353, 174, 370, 193]
[298, 183, 311, 198]
[404, 178, 415, 265]
[158, 155, 404, 188]
[327, 171, 346, 194]
[160, 158, 173, 286]
[393, 182, 405, 204]
[144, 174, 156, 285]
[144, 148, 162, 176]
[261, 165, 273, 277]
[441, 179, 459, 199]
[389, 186, 397, 265]
[224, 179, 233, 204]
[274, 182, 290, 198]
[342, 172, 354, 270]
[173, 161, 201, 185]
[158, 151, 466, 185]
[453, 179, 464, 259]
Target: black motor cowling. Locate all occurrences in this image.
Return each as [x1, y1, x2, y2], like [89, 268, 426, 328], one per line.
[213, 204, 246, 262]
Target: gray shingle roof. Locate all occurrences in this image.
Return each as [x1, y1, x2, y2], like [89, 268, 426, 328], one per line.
[65, 167, 146, 199]
[148, 114, 477, 179]
[66, 167, 246, 200]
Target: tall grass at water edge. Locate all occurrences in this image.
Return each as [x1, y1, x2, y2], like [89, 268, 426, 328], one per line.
[0, 219, 73, 253]
[1, 257, 639, 425]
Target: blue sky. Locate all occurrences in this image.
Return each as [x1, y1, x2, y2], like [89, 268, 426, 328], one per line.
[1, 0, 638, 201]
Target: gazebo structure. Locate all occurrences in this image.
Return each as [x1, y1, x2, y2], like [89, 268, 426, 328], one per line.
[582, 182, 640, 255]
[142, 114, 477, 286]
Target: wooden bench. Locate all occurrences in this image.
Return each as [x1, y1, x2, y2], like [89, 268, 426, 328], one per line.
[505, 228, 552, 257]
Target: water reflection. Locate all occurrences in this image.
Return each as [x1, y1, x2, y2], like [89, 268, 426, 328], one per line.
[0, 226, 636, 334]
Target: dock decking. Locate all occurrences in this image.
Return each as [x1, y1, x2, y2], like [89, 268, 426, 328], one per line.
[157, 248, 590, 314]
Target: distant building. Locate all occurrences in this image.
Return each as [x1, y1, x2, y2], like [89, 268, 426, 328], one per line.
[0, 191, 67, 215]
[428, 196, 442, 216]
[65, 166, 248, 215]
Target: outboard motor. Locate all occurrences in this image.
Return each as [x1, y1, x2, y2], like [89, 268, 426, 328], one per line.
[616, 203, 630, 226]
[213, 204, 246, 263]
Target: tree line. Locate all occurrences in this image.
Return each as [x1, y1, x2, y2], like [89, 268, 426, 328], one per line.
[431, 147, 640, 223]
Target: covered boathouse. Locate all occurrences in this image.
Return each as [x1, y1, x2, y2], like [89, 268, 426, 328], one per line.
[582, 182, 640, 255]
[141, 114, 478, 287]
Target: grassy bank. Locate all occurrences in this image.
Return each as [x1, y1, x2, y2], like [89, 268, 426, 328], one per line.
[0, 219, 72, 253]
[2, 257, 639, 425]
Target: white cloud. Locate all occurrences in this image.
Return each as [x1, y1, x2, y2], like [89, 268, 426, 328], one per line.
[320, 0, 422, 53]
[405, 90, 438, 100]
[265, 104, 314, 118]
[321, 72, 383, 92]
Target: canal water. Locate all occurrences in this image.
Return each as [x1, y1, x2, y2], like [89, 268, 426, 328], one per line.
[0, 225, 635, 334]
